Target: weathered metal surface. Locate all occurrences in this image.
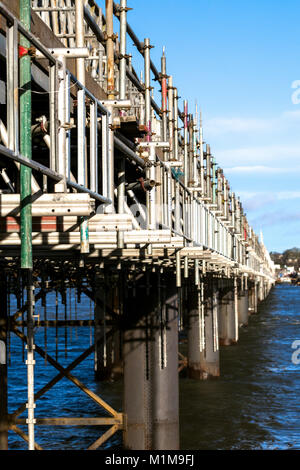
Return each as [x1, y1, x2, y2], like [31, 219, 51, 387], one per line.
[0, 193, 93, 217]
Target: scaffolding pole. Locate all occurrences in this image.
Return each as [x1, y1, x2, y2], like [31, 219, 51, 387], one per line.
[20, 0, 35, 451]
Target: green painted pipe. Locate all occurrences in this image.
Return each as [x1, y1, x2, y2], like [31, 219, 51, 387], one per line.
[20, 0, 32, 269]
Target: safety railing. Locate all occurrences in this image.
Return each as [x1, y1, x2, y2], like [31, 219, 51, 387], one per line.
[0, 2, 112, 207]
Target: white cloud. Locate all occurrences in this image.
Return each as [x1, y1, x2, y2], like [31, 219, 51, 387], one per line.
[205, 117, 272, 135]
[205, 109, 300, 137]
[281, 110, 300, 120]
[224, 165, 297, 174]
[236, 190, 300, 212]
[216, 145, 300, 166]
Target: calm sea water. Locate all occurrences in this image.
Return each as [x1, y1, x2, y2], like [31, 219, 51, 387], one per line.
[6, 284, 300, 450]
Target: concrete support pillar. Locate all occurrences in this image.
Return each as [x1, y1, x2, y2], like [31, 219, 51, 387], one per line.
[123, 272, 179, 450]
[248, 285, 253, 314]
[248, 283, 258, 315]
[238, 290, 249, 327]
[152, 290, 179, 450]
[94, 272, 113, 380]
[218, 287, 238, 345]
[258, 279, 264, 302]
[187, 282, 220, 379]
[123, 316, 153, 449]
[0, 271, 8, 450]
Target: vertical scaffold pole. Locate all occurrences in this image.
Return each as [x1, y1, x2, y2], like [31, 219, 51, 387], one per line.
[117, 0, 127, 248]
[105, 0, 115, 214]
[20, 0, 35, 450]
[188, 280, 219, 379]
[76, 0, 89, 254]
[183, 100, 188, 189]
[144, 38, 156, 235]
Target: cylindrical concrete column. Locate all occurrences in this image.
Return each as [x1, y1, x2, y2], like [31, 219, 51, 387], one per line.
[123, 272, 179, 450]
[188, 282, 220, 379]
[123, 317, 153, 449]
[258, 279, 264, 302]
[152, 290, 179, 449]
[253, 283, 258, 313]
[94, 272, 113, 380]
[218, 288, 237, 346]
[248, 283, 258, 315]
[238, 290, 249, 326]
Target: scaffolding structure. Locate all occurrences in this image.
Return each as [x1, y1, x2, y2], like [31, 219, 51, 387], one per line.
[0, 0, 275, 450]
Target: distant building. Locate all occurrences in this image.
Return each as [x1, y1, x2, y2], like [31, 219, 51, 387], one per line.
[286, 266, 295, 274]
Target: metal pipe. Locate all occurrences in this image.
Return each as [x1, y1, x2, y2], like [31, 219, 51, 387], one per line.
[143, 38, 156, 234]
[106, 0, 115, 100]
[144, 38, 151, 140]
[126, 180, 156, 192]
[117, 0, 127, 248]
[117, 159, 125, 247]
[119, 0, 127, 102]
[0, 119, 8, 147]
[183, 101, 188, 188]
[101, 113, 108, 198]
[126, 189, 147, 229]
[76, 0, 89, 253]
[0, 169, 14, 193]
[55, 56, 67, 192]
[173, 88, 179, 161]
[89, 101, 98, 193]
[20, 0, 32, 271]
[193, 105, 199, 186]
[83, 4, 162, 114]
[206, 144, 211, 200]
[161, 48, 168, 144]
[106, 106, 115, 213]
[188, 114, 194, 185]
[199, 110, 204, 195]
[20, 0, 34, 451]
[6, 19, 18, 153]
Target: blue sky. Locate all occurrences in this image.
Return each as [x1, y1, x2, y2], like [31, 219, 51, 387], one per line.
[108, 0, 300, 252]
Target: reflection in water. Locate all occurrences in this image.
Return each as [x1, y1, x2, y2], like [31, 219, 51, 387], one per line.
[7, 285, 300, 449]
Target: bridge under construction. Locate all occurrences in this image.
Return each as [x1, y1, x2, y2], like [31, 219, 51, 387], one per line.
[0, 0, 275, 450]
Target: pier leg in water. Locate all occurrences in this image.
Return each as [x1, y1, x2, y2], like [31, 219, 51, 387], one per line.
[123, 272, 179, 449]
[152, 275, 179, 450]
[248, 282, 258, 315]
[0, 271, 8, 450]
[218, 286, 238, 346]
[258, 279, 264, 303]
[123, 316, 152, 449]
[94, 272, 113, 380]
[187, 281, 220, 379]
[238, 289, 249, 327]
